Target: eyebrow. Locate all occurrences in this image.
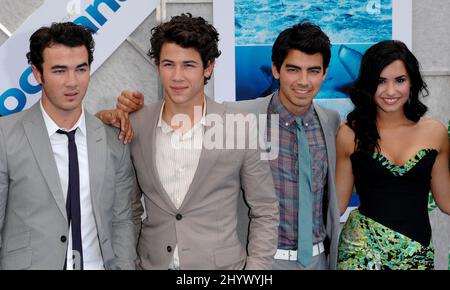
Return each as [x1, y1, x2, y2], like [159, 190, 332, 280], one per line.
[160, 59, 199, 65]
[285, 64, 322, 71]
[50, 63, 88, 70]
[379, 74, 408, 79]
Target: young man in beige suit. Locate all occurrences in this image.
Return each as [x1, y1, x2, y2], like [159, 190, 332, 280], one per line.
[117, 22, 342, 270]
[98, 14, 279, 270]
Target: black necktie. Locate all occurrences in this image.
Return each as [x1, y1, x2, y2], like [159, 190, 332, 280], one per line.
[57, 129, 83, 270]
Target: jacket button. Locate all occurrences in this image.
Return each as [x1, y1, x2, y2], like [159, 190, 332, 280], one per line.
[60, 236, 67, 243]
[176, 214, 182, 220]
[167, 246, 172, 252]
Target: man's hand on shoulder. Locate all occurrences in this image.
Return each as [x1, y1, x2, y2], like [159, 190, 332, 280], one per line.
[117, 90, 144, 113]
[96, 109, 133, 144]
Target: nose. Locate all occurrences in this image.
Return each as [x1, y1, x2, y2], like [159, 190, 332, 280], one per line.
[65, 70, 78, 87]
[172, 65, 184, 82]
[386, 81, 396, 96]
[297, 71, 309, 86]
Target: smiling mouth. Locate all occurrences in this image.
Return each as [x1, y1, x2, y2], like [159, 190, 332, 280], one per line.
[293, 88, 312, 95]
[381, 97, 400, 105]
[171, 87, 187, 92]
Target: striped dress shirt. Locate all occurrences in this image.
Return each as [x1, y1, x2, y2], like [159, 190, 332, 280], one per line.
[155, 102, 205, 268]
[267, 92, 328, 249]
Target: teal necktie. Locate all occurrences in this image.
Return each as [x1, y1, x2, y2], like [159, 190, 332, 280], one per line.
[295, 117, 312, 267]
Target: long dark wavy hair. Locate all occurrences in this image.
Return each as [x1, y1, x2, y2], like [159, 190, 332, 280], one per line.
[347, 40, 429, 153]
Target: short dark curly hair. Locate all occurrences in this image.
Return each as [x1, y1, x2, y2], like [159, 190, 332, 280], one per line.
[26, 22, 95, 74]
[272, 22, 331, 73]
[148, 13, 221, 84]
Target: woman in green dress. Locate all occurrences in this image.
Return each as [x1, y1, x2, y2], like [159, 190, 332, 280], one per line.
[335, 40, 450, 270]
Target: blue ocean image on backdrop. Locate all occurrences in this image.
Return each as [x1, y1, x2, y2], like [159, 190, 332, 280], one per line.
[234, 0, 392, 111]
[235, 0, 392, 45]
[234, 0, 393, 211]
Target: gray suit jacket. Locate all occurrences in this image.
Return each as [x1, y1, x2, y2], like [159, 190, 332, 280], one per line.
[130, 97, 279, 270]
[225, 93, 341, 269]
[0, 103, 138, 270]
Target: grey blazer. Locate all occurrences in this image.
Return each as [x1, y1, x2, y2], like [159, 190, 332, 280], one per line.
[129, 97, 279, 270]
[0, 103, 138, 270]
[225, 93, 341, 269]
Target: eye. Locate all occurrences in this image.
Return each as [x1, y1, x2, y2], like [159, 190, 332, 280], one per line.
[378, 79, 386, 84]
[53, 70, 65, 74]
[310, 69, 321, 74]
[286, 67, 297, 72]
[396, 78, 406, 83]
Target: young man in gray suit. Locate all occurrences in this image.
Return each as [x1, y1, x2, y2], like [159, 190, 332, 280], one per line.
[230, 22, 341, 270]
[116, 22, 340, 270]
[0, 22, 138, 270]
[98, 14, 279, 270]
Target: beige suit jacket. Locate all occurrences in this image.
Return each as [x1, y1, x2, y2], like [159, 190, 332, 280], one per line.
[130, 97, 279, 270]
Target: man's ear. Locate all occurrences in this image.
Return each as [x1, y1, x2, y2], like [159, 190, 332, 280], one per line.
[155, 61, 160, 75]
[322, 67, 328, 80]
[204, 61, 215, 79]
[272, 62, 280, 80]
[31, 65, 43, 84]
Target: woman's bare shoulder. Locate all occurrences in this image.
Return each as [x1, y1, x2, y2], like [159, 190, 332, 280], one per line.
[418, 117, 448, 146]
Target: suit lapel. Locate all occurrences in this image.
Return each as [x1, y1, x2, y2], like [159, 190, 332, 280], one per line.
[257, 94, 273, 114]
[314, 103, 335, 162]
[314, 103, 337, 208]
[23, 104, 67, 220]
[139, 102, 178, 212]
[178, 98, 223, 210]
[85, 113, 106, 217]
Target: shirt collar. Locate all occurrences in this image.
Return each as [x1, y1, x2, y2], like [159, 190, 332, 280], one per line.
[157, 96, 207, 134]
[269, 90, 315, 128]
[299, 101, 315, 126]
[40, 100, 87, 137]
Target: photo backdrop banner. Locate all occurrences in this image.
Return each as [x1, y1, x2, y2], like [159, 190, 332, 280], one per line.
[213, 0, 412, 221]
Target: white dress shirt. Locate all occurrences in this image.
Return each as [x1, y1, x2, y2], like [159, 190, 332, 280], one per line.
[155, 102, 205, 269]
[40, 101, 104, 270]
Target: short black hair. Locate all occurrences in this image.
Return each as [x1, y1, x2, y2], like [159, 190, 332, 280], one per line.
[272, 22, 331, 73]
[148, 13, 221, 84]
[26, 22, 95, 74]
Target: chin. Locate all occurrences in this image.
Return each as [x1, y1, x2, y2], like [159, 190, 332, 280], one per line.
[378, 106, 404, 114]
[61, 102, 82, 112]
[293, 98, 313, 107]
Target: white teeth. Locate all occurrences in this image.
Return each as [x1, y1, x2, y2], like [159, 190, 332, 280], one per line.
[383, 98, 398, 105]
